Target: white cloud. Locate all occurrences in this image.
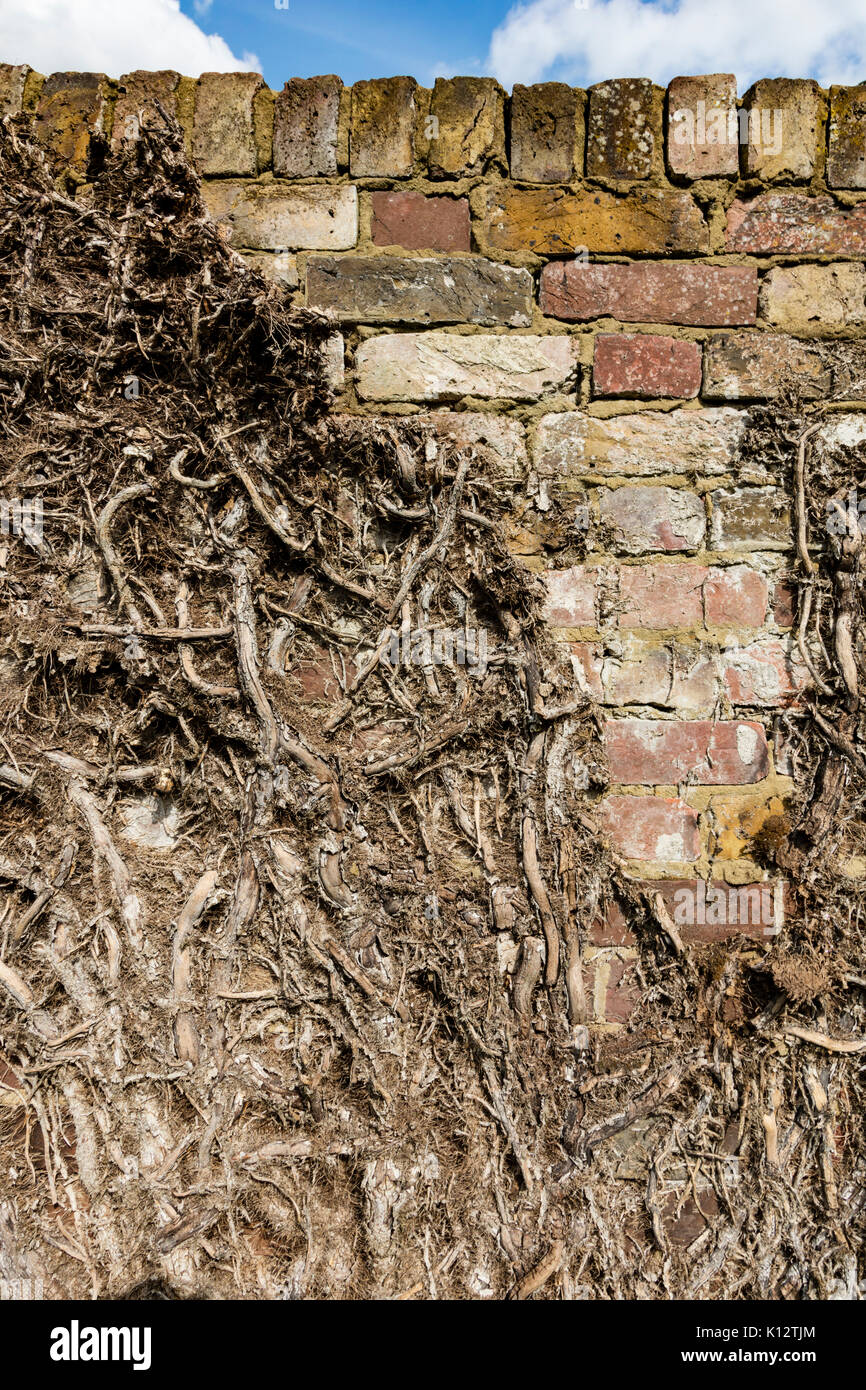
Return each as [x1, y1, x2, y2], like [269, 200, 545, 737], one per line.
[0, 0, 257, 79]
[487, 0, 866, 92]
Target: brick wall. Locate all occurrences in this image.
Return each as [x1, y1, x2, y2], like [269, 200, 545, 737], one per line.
[6, 61, 863, 1027]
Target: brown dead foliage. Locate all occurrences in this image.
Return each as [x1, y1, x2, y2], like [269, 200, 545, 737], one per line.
[0, 111, 863, 1301]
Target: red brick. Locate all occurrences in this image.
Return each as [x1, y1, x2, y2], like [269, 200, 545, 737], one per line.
[370, 192, 471, 251]
[605, 718, 769, 785]
[617, 564, 707, 629]
[683, 878, 789, 941]
[541, 263, 756, 326]
[772, 578, 797, 627]
[704, 565, 768, 627]
[543, 567, 597, 626]
[590, 897, 638, 946]
[666, 878, 777, 942]
[603, 957, 641, 1022]
[594, 878, 784, 945]
[601, 795, 700, 860]
[290, 646, 356, 702]
[593, 334, 702, 399]
[726, 194, 866, 255]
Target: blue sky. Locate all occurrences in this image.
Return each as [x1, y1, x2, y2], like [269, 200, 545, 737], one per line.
[187, 0, 508, 89]
[3, 0, 866, 92]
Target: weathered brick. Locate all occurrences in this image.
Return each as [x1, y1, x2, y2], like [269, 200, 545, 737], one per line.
[603, 640, 717, 711]
[371, 192, 470, 251]
[671, 877, 785, 941]
[323, 335, 345, 392]
[582, 952, 641, 1025]
[662, 1190, 721, 1244]
[772, 577, 797, 627]
[544, 568, 597, 626]
[510, 82, 582, 183]
[722, 638, 809, 705]
[759, 263, 866, 332]
[598, 485, 705, 553]
[702, 333, 831, 401]
[273, 76, 341, 176]
[306, 256, 531, 326]
[742, 79, 821, 181]
[710, 487, 792, 550]
[241, 252, 299, 290]
[704, 565, 769, 626]
[570, 641, 605, 698]
[726, 193, 866, 255]
[112, 70, 183, 149]
[202, 182, 357, 251]
[602, 641, 673, 706]
[0, 63, 37, 115]
[590, 894, 638, 946]
[599, 957, 640, 1023]
[816, 412, 866, 451]
[667, 74, 738, 179]
[601, 877, 781, 943]
[593, 334, 702, 399]
[617, 564, 706, 629]
[290, 642, 356, 702]
[428, 77, 505, 178]
[828, 84, 866, 189]
[476, 186, 709, 256]
[193, 72, 264, 176]
[351, 77, 416, 177]
[774, 726, 797, 776]
[586, 79, 662, 180]
[534, 407, 747, 479]
[605, 718, 769, 785]
[417, 412, 527, 478]
[334, 411, 528, 480]
[670, 650, 721, 711]
[355, 333, 579, 403]
[35, 72, 110, 170]
[541, 262, 756, 326]
[710, 795, 792, 864]
[575, 638, 719, 712]
[601, 795, 700, 860]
